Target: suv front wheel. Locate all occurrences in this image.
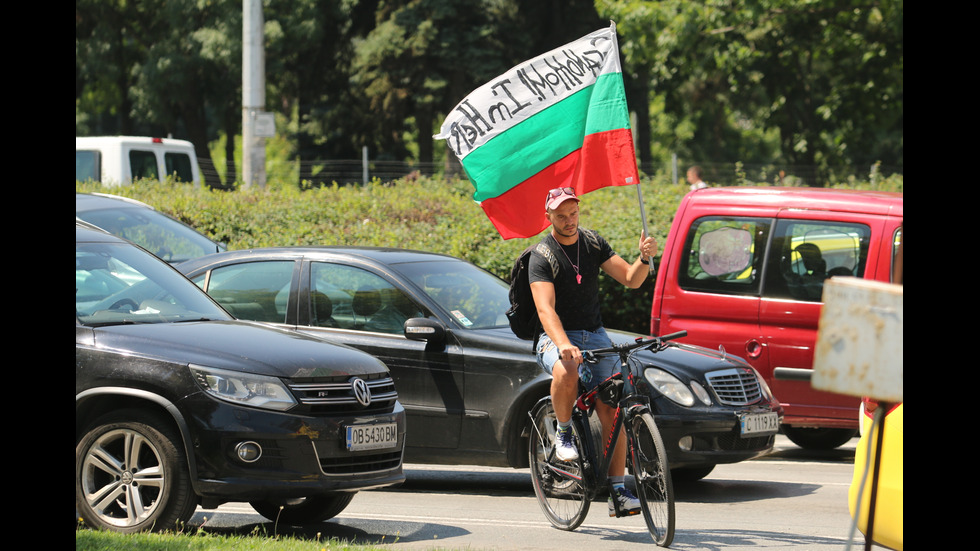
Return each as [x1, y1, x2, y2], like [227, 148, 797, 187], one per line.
[250, 494, 356, 525]
[76, 410, 197, 532]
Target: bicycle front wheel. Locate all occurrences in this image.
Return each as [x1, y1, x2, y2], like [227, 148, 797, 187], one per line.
[528, 399, 590, 530]
[629, 410, 675, 547]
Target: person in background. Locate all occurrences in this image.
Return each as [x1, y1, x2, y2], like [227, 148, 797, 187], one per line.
[686, 166, 709, 191]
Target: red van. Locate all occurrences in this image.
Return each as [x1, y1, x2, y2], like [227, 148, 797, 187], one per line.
[650, 187, 903, 449]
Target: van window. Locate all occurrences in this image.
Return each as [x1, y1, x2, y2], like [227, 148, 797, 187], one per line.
[76, 150, 101, 182]
[678, 217, 770, 295]
[129, 150, 159, 181]
[165, 152, 195, 182]
[765, 220, 871, 301]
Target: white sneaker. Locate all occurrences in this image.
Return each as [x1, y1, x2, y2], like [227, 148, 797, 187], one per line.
[555, 426, 579, 462]
[608, 486, 641, 517]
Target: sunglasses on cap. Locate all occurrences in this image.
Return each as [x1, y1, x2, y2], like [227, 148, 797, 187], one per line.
[548, 187, 576, 199]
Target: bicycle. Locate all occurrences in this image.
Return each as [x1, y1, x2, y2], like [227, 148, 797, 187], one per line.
[528, 331, 686, 547]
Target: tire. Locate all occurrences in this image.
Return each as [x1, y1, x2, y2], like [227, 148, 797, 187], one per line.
[672, 464, 715, 483]
[250, 493, 355, 525]
[783, 426, 857, 450]
[76, 410, 197, 533]
[527, 399, 590, 530]
[628, 410, 675, 547]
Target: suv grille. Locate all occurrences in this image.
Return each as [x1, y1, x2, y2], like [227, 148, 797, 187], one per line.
[705, 368, 762, 406]
[288, 373, 398, 414]
[320, 450, 404, 475]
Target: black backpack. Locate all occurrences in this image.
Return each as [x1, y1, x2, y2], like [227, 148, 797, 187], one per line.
[506, 230, 601, 343]
[506, 241, 559, 342]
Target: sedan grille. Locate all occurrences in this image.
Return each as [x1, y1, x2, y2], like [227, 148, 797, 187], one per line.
[705, 368, 763, 406]
[288, 373, 398, 414]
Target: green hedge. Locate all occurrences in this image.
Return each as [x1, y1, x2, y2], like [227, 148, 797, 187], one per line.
[76, 173, 902, 334]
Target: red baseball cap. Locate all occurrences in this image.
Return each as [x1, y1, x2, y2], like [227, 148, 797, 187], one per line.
[545, 187, 579, 210]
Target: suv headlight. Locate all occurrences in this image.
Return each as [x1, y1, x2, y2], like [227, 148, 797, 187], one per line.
[190, 365, 297, 411]
[643, 367, 696, 407]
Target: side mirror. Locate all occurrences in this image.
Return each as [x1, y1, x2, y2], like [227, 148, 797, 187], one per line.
[403, 317, 446, 343]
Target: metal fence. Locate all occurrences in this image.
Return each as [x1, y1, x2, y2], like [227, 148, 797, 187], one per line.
[198, 156, 902, 188]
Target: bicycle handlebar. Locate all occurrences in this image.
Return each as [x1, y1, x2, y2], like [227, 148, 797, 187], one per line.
[582, 330, 688, 363]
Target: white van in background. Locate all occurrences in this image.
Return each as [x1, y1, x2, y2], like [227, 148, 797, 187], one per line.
[76, 136, 202, 186]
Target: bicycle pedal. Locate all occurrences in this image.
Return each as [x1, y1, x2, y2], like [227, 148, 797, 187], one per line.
[609, 507, 642, 518]
[608, 501, 642, 518]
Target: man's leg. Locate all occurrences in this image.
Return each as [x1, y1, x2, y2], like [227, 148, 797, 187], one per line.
[595, 402, 627, 477]
[550, 357, 579, 423]
[551, 358, 580, 461]
[596, 393, 639, 517]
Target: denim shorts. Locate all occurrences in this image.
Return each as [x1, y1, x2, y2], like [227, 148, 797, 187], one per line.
[536, 327, 618, 391]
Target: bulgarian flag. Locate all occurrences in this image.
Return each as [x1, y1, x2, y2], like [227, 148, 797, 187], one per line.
[434, 22, 639, 240]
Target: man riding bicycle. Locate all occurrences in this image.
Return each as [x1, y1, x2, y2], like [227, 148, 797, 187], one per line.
[529, 186, 658, 517]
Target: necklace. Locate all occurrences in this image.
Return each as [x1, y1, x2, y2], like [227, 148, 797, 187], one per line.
[555, 233, 582, 284]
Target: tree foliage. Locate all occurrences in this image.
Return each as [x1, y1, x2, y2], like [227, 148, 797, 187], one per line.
[77, 0, 902, 188]
[600, 0, 902, 182]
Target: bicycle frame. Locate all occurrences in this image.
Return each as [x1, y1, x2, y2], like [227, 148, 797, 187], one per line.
[529, 332, 683, 546]
[572, 351, 653, 498]
[528, 349, 652, 503]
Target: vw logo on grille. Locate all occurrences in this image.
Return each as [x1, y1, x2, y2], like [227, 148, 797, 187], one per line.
[351, 377, 372, 406]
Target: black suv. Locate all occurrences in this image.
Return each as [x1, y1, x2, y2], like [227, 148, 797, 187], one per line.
[75, 223, 406, 532]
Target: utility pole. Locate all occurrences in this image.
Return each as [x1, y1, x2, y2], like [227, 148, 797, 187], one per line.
[243, 0, 272, 188]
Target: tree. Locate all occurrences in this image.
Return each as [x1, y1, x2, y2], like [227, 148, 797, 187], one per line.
[347, 0, 606, 171]
[597, 0, 903, 183]
[263, 0, 378, 185]
[76, 0, 155, 136]
[77, 0, 242, 189]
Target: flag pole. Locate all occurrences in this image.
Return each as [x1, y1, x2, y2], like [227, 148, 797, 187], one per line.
[609, 20, 655, 275]
[635, 183, 655, 275]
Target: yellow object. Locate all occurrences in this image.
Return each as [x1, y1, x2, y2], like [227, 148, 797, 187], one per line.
[849, 403, 903, 550]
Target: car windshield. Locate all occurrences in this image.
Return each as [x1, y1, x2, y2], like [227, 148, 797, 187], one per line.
[396, 260, 510, 330]
[76, 241, 232, 327]
[76, 206, 224, 264]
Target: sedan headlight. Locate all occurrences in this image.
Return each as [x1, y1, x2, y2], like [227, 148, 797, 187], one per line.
[190, 365, 297, 411]
[643, 367, 696, 407]
[751, 367, 775, 401]
[690, 381, 713, 406]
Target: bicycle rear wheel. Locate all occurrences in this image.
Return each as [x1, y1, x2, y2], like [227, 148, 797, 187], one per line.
[528, 399, 590, 530]
[629, 410, 675, 547]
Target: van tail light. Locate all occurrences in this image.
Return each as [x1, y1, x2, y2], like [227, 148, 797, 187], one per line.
[863, 397, 877, 417]
[152, 137, 163, 143]
[650, 317, 660, 336]
[863, 397, 899, 418]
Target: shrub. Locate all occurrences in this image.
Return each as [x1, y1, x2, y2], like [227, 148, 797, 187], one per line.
[76, 172, 901, 333]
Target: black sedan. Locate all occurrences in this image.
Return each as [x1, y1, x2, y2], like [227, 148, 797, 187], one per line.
[76, 192, 225, 264]
[76, 225, 405, 532]
[178, 247, 783, 480]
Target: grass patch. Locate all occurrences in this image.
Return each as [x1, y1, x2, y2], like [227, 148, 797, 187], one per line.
[76, 520, 412, 551]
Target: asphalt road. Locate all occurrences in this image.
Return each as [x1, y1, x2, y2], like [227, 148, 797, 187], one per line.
[190, 434, 893, 550]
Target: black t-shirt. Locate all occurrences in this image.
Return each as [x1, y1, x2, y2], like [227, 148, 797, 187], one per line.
[528, 229, 615, 331]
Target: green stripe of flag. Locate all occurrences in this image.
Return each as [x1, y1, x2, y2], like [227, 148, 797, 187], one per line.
[462, 72, 631, 202]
